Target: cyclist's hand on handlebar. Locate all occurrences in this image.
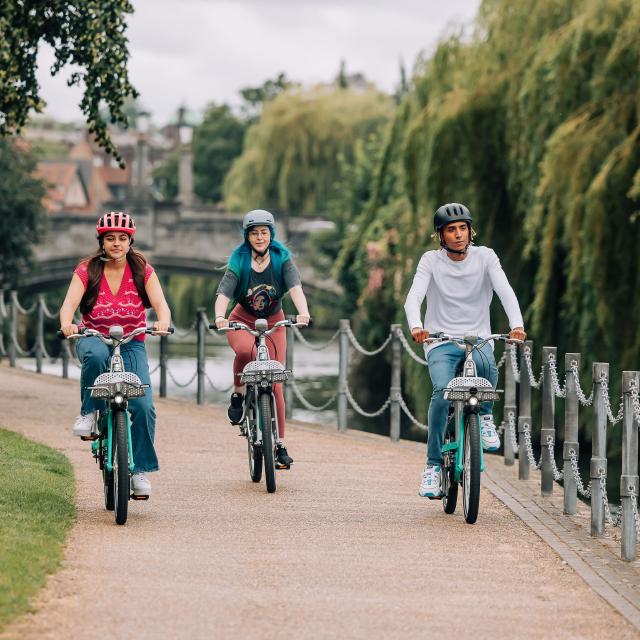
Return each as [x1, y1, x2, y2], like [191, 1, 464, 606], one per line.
[152, 320, 171, 335]
[215, 316, 229, 330]
[411, 327, 429, 343]
[296, 314, 310, 326]
[508, 326, 526, 342]
[61, 324, 79, 338]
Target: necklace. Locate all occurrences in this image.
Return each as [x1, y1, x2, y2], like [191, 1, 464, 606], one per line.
[253, 251, 270, 266]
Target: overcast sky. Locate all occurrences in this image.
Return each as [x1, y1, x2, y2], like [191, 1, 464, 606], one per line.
[36, 0, 482, 126]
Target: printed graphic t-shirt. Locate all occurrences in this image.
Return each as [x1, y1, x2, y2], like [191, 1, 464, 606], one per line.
[217, 259, 301, 319]
[74, 261, 154, 341]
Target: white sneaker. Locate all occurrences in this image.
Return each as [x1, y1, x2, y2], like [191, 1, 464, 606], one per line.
[480, 415, 500, 451]
[131, 473, 152, 497]
[72, 412, 95, 437]
[418, 464, 442, 498]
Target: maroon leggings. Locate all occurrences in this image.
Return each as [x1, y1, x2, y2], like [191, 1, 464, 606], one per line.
[227, 305, 287, 437]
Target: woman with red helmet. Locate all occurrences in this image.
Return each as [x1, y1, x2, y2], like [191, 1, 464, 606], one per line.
[59, 211, 171, 498]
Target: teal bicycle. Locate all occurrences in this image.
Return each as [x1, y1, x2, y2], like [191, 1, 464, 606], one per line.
[59, 325, 172, 525]
[426, 333, 520, 524]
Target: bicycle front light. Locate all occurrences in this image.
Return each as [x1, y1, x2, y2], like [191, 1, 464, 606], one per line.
[114, 393, 125, 405]
[468, 396, 479, 407]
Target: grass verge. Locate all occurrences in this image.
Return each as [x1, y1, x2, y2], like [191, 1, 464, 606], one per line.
[0, 428, 75, 632]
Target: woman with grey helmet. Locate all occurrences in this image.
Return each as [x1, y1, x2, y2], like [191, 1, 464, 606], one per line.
[214, 209, 311, 469]
[404, 203, 526, 498]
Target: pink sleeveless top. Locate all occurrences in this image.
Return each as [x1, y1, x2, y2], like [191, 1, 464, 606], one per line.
[74, 261, 154, 342]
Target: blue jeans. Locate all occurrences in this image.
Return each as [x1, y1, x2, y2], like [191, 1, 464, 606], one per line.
[76, 337, 159, 473]
[426, 341, 498, 466]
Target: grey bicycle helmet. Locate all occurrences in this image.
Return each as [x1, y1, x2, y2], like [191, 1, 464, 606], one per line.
[243, 209, 275, 230]
[433, 203, 472, 231]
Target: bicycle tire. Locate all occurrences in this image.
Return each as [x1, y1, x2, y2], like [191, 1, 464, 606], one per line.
[113, 409, 129, 525]
[246, 399, 263, 483]
[103, 436, 115, 511]
[462, 412, 481, 524]
[259, 393, 276, 493]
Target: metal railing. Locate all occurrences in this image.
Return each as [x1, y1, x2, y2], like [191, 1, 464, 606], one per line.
[2, 289, 639, 561]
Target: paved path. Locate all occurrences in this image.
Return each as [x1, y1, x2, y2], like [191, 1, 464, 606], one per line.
[0, 365, 638, 639]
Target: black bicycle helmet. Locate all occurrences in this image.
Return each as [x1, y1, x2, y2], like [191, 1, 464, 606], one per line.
[433, 203, 472, 231]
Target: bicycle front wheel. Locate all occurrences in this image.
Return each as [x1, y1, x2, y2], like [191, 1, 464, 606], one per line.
[113, 410, 130, 525]
[462, 412, 481, 524]
[259, 393, 276, 493]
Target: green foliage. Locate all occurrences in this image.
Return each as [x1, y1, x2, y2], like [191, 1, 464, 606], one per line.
[239, 72, 297, 122]
[0, 428, 75, 632]
[192, 104, 246, 204]
[224, 86, 394, 214]
[336, 0, 640, 416]
[0, 140, 46, 286]
[0, 0, 138, 166]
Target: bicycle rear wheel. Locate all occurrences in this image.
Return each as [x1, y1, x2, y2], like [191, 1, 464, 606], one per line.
[259, 393, 276, 493]
[102, 436, 114, 510]
[113, 409, 129, 525]
[462, 412, 481, 524]
[246, 397, 263, 482]
[442, 455, 458, 515]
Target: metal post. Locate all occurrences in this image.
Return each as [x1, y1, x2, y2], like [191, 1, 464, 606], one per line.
[8, 291, 17, 367]
[159, 334, 168, 398]
[518, 340, 533, 480]
[35, 295, 44, 374]
[563, 353, 580, 515]
[196, 308, 206, 405]
[620, 371, 639, 561]
[389, 325, 401, 442]
[61, 340, 70, 379]
[503, 344, 517, 466]
[284, 316, 295, 420]
[540, 346, 556, 496]
[590, 362, 608, 537]
[337, 319, 349, 432]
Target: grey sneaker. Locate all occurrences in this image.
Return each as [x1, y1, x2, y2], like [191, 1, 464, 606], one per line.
[72, 412, 95, 438]
[418, 464, 442, 498]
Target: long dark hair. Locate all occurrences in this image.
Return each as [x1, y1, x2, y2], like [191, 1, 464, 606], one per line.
[79, 238, 151, 314]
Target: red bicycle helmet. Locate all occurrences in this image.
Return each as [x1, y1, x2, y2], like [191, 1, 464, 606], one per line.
[96, 211, 136, 236]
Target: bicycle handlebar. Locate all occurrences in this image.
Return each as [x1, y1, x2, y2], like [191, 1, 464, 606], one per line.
[57, 326, 174, 341]
[210, 318, 308, 336]
[425, 332, 523, 346]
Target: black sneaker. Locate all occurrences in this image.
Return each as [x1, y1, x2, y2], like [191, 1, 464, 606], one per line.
[276, 445, 293, 469]
[227, 392, 244, 424]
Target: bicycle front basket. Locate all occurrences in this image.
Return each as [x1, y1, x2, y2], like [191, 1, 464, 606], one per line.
[89, 372, 147, 398]
[240, 360, 290, 385]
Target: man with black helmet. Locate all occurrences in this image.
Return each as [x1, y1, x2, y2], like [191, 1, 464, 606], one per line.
[404, 203, 526, 498]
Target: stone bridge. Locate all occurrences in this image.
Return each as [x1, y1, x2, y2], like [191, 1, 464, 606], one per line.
[25, 199, 337, 296]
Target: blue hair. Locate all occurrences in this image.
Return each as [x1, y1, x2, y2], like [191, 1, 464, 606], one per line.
[227, 226, 292, 305]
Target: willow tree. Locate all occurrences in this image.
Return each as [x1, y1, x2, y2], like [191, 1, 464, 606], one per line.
[336, 0, 640, 419]
[223, 86, 394, 215]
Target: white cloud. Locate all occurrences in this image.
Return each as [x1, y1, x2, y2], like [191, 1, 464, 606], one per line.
[35, 0, 481, 125]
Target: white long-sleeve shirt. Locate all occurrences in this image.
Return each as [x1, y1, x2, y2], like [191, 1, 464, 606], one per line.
[404, 245, 524, 354]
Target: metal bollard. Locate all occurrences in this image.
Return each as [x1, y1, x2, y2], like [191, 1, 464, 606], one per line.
[389, 325, 401, 442]
[518, 340, 533, 480]
[337, 319, 349, 432]
[503, 344, 517, 466]
[35, 295, 44, 374]
[590, 362, 608, 537]
[563, 353, 580, 515]
[620, 371, 639, 561]
[159, 334, 168, 398]
[284, 316, 295, 420]
[196, 308, 206, 405]
[61, 339, 70, 379]
[8, 291, 17, 367]
[540, 346, 556, 496]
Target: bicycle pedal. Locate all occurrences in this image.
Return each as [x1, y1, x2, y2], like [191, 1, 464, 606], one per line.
[275, 462, 291, 470]
[80, 434, 99, 441]
[427, 494, 443, 501]
[130, 494, 149, 501]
